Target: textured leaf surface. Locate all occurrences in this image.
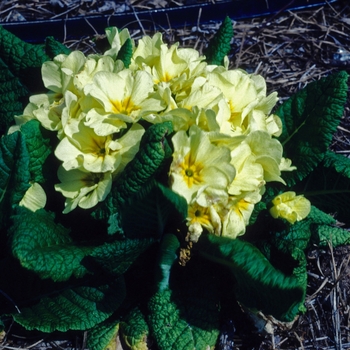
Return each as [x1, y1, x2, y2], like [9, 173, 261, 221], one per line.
[0, 131, 30, 227]
[196, 235, 305, 321]
[204, 16, 233, 65]
[148, 257, 220, 350]
[92, 121, 174, 234]
[20, 120, 51, 183]
[275, 71, 349, 186]
[120, 307, 149, 350]
[300, 151, 350, 224]
[10, 207, 90, 282]
[314, 225, 350, 247]
[87, 318, 120, 350]
[0, 57, 28, 134]
[45, 36, 71, 58]
[117, 38, 133, 68]
[13, 278, 126, 332]
[120, 182, 187, 239]
[0, 25, 49, 92]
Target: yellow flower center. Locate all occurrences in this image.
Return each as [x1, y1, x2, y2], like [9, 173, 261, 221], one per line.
[180, 152, 203, 188]
[233, 199, 250, 218]
[82, 173, 104, 186]
[188, 203, 211, 226]
[111, 96, 140, 115]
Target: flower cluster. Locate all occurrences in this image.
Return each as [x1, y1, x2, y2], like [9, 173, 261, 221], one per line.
[13, 27, 310, 238]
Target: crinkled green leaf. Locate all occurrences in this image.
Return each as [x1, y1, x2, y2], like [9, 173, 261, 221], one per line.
[313, 225, 350, 248]
[10, 206, 154, 282]
[0, 57, 28, 135]
[20, 120, 51, 183]
[90, 238, 155, 276]
[0, 131, 30, 227]
[10, 206, 90, 282]
[13, 278, 126, 332]
[204, 16, 233, 65]
[300, 151, 350, 224]
[148, 256, 220, 350]
[275, 71, 349, 186]
[196, 234, 305, 321]
[86, 318, 120, 350]
[120, 307, 149, 350]
[0, 25, 49, 93]
[120, 182, 187, 239]
[155, 234, 180, 292]
[45, 36, 71, 58]
[117, 38, 133, 68]
[92, 121, 174, 234]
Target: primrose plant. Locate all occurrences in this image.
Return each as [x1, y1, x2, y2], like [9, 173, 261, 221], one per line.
[0, 17, 349, 350]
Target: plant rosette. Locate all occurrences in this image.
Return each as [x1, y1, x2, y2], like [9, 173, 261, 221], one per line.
[0, 18, 349, 350]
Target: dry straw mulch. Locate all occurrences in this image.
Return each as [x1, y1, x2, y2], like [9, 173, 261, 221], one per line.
[0, 1, 350, 349]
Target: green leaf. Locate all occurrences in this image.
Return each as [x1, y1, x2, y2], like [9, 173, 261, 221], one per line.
[196, 234, 305, 321]
[313, 225, 350, 248]
[275, 71, 349, 186]
[20, 120, 51, 183]
[86, 318, 120, 350]
[120, 307, 149, 350]
[155, 234, 180, 292]
[10, 206, 90, 282]
[117, 38, 133, 68]
[13, 278, 126, 332]
[300, 151, 350, 224]
[0, 57, 28, 135]
[120, 182, 187, 239]
[45, 36, 71, 58]
[204, 16, 233, 65]
[90, 238, 155, 276]
[0, 25, 49, 93]
[92, 121, 174, 234]
[0, 131, 30, 227]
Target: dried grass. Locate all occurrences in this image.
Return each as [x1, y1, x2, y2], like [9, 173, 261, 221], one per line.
[0, 1, 350, 349]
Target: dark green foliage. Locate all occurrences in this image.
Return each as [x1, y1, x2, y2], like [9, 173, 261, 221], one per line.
[92, 121, 174, 234]
[86, 318, 120, 350]
[13, 278, 126, 332]
[20, 120, 51, 183]
[120, 307, 149, 349]
[45, 36, 71, 58]
[196, 234, 306, 321]
[0, 131, 30, 228]
[0, 57, 28, 134]
[204, 16, 233, 65]
[117, 38, 133, 68]
[275, 71, 349, 186]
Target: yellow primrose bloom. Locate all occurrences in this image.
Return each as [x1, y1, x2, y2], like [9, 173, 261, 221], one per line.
[206, 69, 278, 136]
[42, 51, 86, 96]
[244, 130, 286, 184]
[55, 167, 112, 213]
[270, 191, 311, 224]
[19, 183, 47, 212]
[221, 191, 260, 238]
[55, 120, 144, 173]
[228, 142, 265, 196]
[169, 125, 235, 204]
[104, 27, 133, 60]
[83, 70, 165, 136]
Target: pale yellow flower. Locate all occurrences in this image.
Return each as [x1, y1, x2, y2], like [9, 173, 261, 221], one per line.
[169, 125, 235, 204]
[19, 183, 47, 212]
[104, 27, 133, 60]
[55, 167, 112, 213]
[83, 70, 164, 136]
[270, 191, 311, 224]
[221, 191, 261, 238]
[55, 120, 144, 173]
